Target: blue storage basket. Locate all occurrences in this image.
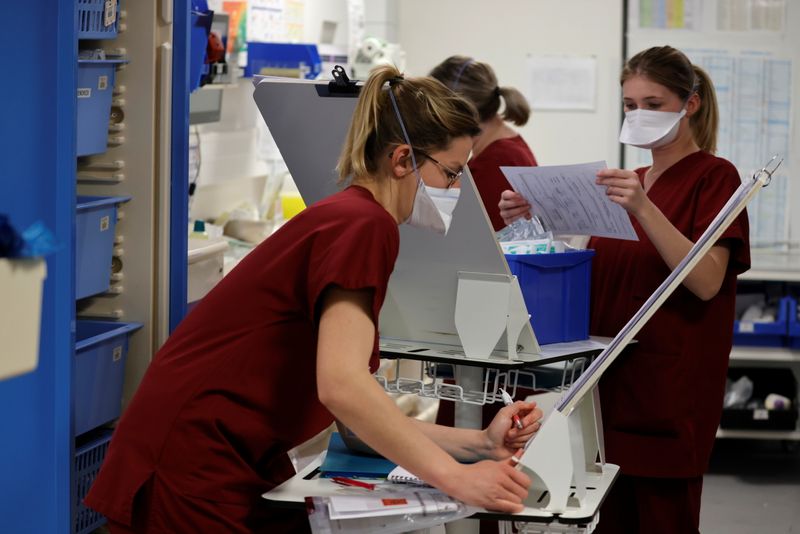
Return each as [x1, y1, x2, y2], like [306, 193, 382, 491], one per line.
[74, 430, 113, 534]
[733, 296, 792, 347]
[76, 196, 131, 300]
[190, 9, 213, 92]
[505, 250, 594, 345]
[77, 0, 119, 40]
[75, 321, 142, 436]
[77, 58, 125, 156]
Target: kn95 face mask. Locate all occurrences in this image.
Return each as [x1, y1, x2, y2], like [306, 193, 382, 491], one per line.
[387, 84, 460, 235]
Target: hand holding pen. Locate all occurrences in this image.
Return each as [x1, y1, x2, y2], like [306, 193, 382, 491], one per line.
[483, 390, 543, 458]
[500, 388, 524, 429]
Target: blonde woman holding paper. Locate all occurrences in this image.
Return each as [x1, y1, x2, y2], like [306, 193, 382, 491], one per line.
[499, 46, 750, 534]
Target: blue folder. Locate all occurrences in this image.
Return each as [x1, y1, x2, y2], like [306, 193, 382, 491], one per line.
[319, 432, 396, 478]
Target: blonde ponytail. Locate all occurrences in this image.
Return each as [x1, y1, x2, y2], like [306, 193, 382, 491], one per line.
[337, 66, 481, 184]
[690, 65, 719, 154]
[337, 65, 402, 181]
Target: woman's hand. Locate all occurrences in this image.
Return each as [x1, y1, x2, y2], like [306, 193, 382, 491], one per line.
[596, 168, 652, 218]
[484, 401, 543, 460]
[441, 459, 531, 513]
[499, 190, 531, 226]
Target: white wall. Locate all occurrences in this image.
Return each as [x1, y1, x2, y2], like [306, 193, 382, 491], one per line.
[395, 0, 624, 167]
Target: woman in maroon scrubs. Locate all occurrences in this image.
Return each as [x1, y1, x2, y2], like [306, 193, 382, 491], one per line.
[430, 56, 538, 231]
[499, 46, 750, 533]
[86, 65, 542, 533]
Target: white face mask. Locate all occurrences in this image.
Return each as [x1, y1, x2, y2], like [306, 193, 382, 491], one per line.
[387, 83, 461, 235]
[619, 107, 686, 149]
[406, 181, 460, 235]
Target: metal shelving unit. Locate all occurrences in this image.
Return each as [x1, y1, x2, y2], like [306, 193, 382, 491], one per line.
[718, 266, 800, 443]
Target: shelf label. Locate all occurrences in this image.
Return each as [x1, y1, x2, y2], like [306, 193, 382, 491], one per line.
[104, 0, 117, 27]
[112, 346, 122, 362]
[752, 409, 769, 420]
[100, 216, 110, 232]
[98, 76, 109, 91]
[77, 88, 92, 99]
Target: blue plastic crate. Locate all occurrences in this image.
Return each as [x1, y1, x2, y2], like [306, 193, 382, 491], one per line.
[244, 42, 322, 79]
[733, 296, 791, 347]
[190, 2, 213, 92]
[74, 429, 113, 534]
[77, 0, 119, 40]
[77, 58, 125, 156]
[75, 321, 142, 436]
[76, 196, 131, 300]
[505, 250, 594, 345]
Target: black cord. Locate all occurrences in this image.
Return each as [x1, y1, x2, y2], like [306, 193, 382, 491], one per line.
[189, 125, 202, 197]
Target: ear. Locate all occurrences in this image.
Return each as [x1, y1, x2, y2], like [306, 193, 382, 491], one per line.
[685, 92, 701, 118]
[388, 144, 415, 178]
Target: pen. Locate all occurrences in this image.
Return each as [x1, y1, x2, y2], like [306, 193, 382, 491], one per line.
[499, 388, 524, 430]
[331, 477, 376, 491]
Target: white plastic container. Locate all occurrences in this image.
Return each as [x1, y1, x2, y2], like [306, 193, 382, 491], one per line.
[187, 238, 228, 310]
[0, 258, 47, 380]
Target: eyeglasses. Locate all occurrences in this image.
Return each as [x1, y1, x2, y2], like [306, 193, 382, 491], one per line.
[418, 151, 464, 189]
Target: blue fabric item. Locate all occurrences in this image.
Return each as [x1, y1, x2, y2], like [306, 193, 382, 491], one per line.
[19, 221, 60, 258]
[0, 214, 24, 258]
[319, 433, 396, 478]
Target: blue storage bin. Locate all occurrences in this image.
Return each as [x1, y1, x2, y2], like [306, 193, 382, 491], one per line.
[505, 250, 594, 345]
[77, 0, 119, 40]
[190, 3, 213, 92]
[244, 42, 322, 79]
[77, 58, 125, 156]
[787, 298, 800, 349]
[733, 296, 791, 347]
[74, 429, 113, 533]
[75, 321, 142, 436]
[76, 196, 131, 300]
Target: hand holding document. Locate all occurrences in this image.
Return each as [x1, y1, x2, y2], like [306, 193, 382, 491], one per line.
[501, 161, 639, 241]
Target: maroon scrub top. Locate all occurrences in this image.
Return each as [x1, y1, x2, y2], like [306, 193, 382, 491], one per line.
[469, 135, 538, 231]
[589, 150, 750, 478]
[85, 186, 399, 528]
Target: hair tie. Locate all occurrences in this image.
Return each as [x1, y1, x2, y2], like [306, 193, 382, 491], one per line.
[494, 86, 501, 97]
[451, 59, 474, 91]
[389, 75, 405, 87]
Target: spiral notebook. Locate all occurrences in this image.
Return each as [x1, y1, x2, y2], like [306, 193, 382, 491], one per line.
[387, 466, 430, 486]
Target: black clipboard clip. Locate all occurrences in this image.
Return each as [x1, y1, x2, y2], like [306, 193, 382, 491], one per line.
[326, 65, 360, 96]
[754, 154, 783, 186]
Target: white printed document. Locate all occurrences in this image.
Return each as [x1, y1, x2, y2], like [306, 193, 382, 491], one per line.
[327, 491, 460, 520]
[501, 161, 639, 241]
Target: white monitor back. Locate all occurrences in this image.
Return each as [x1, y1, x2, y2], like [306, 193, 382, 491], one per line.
[252, 77, 540, 360]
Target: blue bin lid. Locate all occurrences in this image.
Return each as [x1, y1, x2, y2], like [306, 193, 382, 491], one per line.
[77, 195, 132, 211]
[505, 249, 595, 269]
[75, 320, 143, 351]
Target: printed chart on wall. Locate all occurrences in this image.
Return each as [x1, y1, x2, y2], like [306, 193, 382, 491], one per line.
[625, 0, 795, 249]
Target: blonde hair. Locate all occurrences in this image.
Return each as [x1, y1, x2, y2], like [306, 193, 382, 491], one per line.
[621, 46, 719, 153]
[337, 65, 481, 183]
[429, 56, 530, 126]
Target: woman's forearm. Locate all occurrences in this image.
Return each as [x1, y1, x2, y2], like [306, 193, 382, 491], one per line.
[410, 419, 495, 462]
[635, 201, 730, 301]
[321, 371, 462, 489]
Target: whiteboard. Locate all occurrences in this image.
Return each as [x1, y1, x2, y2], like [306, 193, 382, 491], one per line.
[252, 77, 541, 359]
